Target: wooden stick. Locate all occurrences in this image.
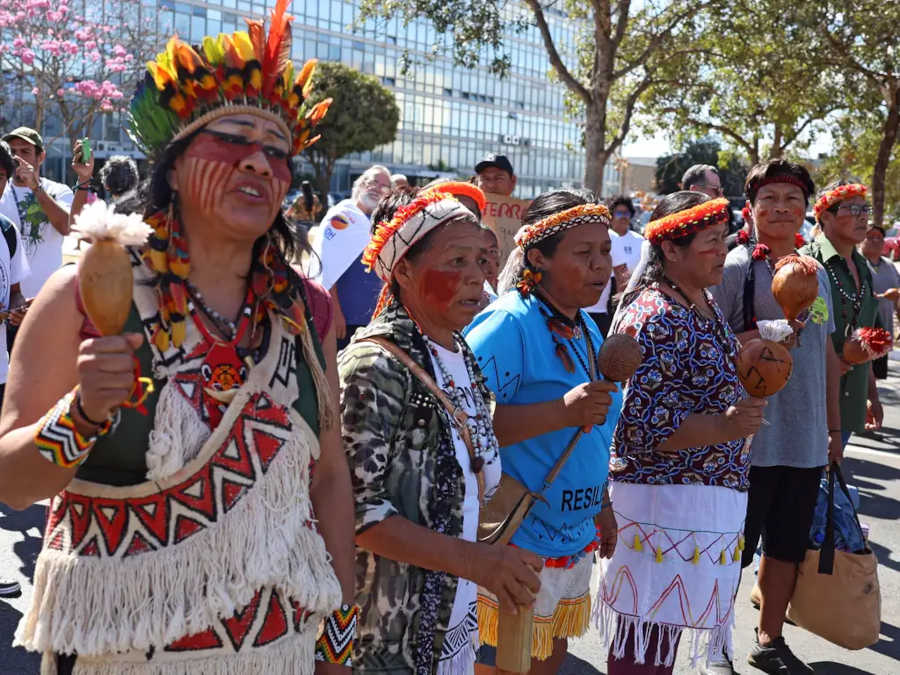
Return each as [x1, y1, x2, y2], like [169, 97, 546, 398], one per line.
[496, 604, 533, 673]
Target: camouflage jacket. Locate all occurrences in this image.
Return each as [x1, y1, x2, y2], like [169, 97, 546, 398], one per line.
[338, 301, 492, 674]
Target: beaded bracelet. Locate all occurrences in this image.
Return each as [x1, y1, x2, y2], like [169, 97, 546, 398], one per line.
[314, 603, 359, 666]
[34, 389, 111, 468]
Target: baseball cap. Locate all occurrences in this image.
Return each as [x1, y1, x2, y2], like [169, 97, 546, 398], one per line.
[2, 127, 44, 153]
[475, 153, 514, 176]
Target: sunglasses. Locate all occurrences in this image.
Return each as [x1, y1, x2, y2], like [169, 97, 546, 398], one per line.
[836, 204, 871, 217]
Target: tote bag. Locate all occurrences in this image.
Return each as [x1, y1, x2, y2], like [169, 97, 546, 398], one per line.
[786, 463, 881, 649]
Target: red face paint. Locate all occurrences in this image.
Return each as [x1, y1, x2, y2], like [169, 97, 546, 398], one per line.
[422, 268, 462, 310]
[182, 157, 233, 214]
[185, 130, 292, 183]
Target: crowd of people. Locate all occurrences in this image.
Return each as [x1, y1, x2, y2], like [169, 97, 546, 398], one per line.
[0, 7, 897, 675]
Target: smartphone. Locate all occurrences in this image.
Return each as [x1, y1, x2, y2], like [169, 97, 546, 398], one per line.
[301, 180, 314, 211]
[81, 138, 92, 164]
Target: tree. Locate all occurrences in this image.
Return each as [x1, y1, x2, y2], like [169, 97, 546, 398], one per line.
[0, 0, 160, 150]
[655, 139, 747, 196]
[816, 119, 900, 225]
[644, 1, 837, 166]
[808, 1, 899, 227]
[358, 0, 716, 194]
[300, 61, 399, 197]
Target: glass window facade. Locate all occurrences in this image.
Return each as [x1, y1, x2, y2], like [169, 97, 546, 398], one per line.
[2, 0, 619, 195]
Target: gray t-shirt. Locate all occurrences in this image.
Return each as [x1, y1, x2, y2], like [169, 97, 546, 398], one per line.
[711, 245, 835, 468]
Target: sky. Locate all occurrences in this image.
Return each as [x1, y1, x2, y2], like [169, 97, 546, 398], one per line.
[623, 129, 835, 161]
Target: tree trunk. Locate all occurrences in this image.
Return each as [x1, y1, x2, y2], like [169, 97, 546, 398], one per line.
[771, 123, 782, 159]
[871, 87, 900, 228]
[582, 102, 610, 195]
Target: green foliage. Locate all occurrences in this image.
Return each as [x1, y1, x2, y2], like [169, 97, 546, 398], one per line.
[301, 61, 400, 194]
[655, 139, 747, 196]
[817, 118, 900, 223]
[358, 0, 711, 192]
[643, 1, 836, 164]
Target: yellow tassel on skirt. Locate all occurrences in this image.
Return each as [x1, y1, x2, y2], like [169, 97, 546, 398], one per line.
[477, 593, 591, 661]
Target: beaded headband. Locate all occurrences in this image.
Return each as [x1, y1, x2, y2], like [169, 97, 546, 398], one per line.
[128, 0, 330, 158]
[813, 183, 867, 222]
[644, 197, 730, 245]
[514, 203, 611, 250]
[420, 182, 487, 213]
[362, 192, 476, 282]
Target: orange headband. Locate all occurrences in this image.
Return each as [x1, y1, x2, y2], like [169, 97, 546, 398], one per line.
[644, 197, 730, 245]
[514, 203, 611, 250]
[813, 183, 867, 222]
[421, 182, 487, 212]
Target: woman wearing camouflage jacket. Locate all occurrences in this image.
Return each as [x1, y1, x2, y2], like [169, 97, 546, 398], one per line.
[338, 189, 542, 674]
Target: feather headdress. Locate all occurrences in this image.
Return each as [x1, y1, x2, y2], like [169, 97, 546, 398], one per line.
[128, 0, 330, 157]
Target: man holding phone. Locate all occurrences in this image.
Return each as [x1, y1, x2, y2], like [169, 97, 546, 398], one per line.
[0, 127, 93, 299]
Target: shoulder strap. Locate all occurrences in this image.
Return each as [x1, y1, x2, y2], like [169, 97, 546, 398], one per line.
[360, 335, 485, 503]
[360, 335, 587, 500]
[742, 254, 756, 332]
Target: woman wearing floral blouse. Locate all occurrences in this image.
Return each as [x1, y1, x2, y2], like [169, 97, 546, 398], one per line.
[338, 189, 542, 674]
[596, 192, 766, 674]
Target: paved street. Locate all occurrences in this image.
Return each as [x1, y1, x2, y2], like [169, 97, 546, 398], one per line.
[2, 363, 900, 674]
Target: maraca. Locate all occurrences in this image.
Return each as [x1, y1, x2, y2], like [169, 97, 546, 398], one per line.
[74, 201, 152, 335]
[597, 333, 643, 382]
[843, 327, 893, 365]
[736, 338, 793, 397]
[771, 254, 819, 322]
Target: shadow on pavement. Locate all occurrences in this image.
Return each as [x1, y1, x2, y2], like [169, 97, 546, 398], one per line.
[0, 502, 44, 582]
[866, 620, 900, 660]
[0, 600, 38, 672]
[560, 652, 604, 674]
[811, 664, 881, 674]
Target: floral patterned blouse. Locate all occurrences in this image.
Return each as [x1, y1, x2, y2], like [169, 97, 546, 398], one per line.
[610, 286, 751, 491]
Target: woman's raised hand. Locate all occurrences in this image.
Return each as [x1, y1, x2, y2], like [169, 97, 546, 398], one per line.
[467, 544, 543, 612]
[563, 380, 619, 428]
[76, 333, 143, 424]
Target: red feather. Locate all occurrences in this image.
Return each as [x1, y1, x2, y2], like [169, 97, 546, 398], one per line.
[263, 0, 293, 98]
[555, 342, 575, 374]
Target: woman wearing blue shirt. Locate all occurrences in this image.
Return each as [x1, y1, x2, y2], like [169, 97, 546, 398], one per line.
[465, 190, 621, 674]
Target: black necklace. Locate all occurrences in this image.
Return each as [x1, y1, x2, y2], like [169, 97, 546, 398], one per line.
[824, 259, 866, 318]
[185, 279, 244, 341]
[536, 297, 598, 380]
[659, 275, 734, 356]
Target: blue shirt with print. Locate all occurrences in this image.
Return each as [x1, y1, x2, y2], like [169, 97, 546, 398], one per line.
[464, 291, 621, 558]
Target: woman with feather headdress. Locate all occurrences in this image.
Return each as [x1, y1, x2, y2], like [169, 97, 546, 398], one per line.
[0, 2, 355, 673]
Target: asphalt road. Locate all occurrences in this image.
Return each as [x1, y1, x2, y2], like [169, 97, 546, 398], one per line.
[2, 364, 900, 674]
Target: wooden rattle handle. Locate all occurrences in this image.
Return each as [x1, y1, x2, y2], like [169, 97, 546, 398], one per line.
[496, 603, 533, 673]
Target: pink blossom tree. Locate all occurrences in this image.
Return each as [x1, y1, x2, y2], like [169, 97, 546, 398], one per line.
[0, 0, 164, 149]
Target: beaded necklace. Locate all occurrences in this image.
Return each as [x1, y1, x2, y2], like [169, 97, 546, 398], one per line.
[824, 257, 866, 322]
[659, 275, 735, 358]
[424, 334, 499, 474]
[185, 279, 246, 341]
[535, 295, 598, 379]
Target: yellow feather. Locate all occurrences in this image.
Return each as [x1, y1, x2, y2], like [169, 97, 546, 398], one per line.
[633, 533, 642, 552]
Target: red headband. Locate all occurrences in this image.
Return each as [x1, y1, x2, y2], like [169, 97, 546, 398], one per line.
[644, 198, 730, 245]
[813, 183, 867, 222]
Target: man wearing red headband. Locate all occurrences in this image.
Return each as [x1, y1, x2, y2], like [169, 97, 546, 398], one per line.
[802, 180, 883, 449]
[711, 159, 840, 675]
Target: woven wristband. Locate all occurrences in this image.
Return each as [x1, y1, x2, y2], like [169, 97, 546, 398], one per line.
[34, 389, 110, 468]
[315, 603, 359, 666]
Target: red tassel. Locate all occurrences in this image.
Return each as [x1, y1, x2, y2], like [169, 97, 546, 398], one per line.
[555, 342, 575, 373]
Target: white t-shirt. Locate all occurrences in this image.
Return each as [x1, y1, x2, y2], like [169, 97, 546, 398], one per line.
[612, 229, 644, 273]
[427, 339, 501, 668]
[584, 230, 624, 314]
[0, 214, 29, 383]
[309, 199, 371, 289]
[0, 178, 73, 298]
